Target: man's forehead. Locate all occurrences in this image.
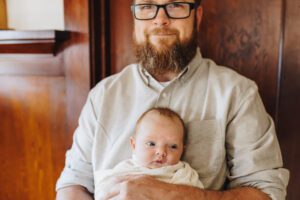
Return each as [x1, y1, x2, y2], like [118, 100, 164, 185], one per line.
[134, 0, 194, 4]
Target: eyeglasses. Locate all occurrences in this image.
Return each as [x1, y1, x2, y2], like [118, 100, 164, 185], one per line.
[131, 2, 198, 20]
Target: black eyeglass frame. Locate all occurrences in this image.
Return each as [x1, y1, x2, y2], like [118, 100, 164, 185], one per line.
[131, 2, 199, 20]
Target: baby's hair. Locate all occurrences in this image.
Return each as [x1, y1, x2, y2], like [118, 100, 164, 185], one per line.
[135, 107, 187, 145]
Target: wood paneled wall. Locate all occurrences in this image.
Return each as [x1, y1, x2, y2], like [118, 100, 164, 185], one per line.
[63, 0, 90, 136]
[199, 0, 282, 120]
[0, 53, 67, 199]
[0, 0, 90, 199]
[277, 0, 300, 199]
[101, 0, 300, 199]
[0, 75, 66, 199]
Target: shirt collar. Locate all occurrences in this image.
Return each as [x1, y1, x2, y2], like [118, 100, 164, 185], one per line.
[178, 48, 203, 83]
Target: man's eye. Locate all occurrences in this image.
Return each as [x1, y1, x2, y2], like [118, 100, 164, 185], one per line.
[146, 141, 156, 147]
[168, 3, 184, 9]
[170, 144, 178, 149]
[139, 4, 156, 10]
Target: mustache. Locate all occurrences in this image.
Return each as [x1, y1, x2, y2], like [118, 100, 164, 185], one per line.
[147, 28, 179, 35]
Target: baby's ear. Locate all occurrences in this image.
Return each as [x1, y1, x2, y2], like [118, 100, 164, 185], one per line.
[129, 136, 136, 151]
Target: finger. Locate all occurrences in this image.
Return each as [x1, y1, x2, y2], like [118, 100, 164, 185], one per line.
[114, 175, 131, 183]
[102, 190, 119, 200]
[108, 194, 121, 200]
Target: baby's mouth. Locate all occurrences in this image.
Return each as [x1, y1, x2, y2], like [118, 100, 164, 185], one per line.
[154, 159, 165, 165]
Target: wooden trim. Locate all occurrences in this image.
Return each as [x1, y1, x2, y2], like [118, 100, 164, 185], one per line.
[275, 0, 286, 127]
[0, 30, 69, 54]
[89, 0, 111, 87]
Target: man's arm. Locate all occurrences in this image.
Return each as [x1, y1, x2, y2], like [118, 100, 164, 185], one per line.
[170, 182, 271, 200]
[56, 185, 93, 200]
[102, 175, 270, 200]
[56, 92, 98, 197]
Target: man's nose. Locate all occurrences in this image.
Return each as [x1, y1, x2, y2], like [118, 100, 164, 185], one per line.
[153, 8, 170, 26]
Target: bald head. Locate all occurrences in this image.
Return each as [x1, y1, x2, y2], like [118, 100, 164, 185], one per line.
[135, 107, 186, 144]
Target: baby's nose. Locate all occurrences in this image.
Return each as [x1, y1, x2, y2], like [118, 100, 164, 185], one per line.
[156, 147, 167, 157]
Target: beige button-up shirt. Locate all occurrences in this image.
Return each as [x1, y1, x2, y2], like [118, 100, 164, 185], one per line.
[56, 49, 289, 200]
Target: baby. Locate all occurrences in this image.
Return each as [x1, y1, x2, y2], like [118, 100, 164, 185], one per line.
[94, 107, 203, 199]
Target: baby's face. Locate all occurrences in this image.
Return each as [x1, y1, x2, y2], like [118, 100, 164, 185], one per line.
[130, 112, 184, 169]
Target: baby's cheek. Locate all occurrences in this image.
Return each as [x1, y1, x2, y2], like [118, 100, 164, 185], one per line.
[169, 153, 181, 164]
[138, 150, 151, 161]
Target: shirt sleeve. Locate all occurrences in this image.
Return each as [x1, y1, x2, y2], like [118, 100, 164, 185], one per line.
[56, 91, 97, 194]
[225, 83, 289, 200]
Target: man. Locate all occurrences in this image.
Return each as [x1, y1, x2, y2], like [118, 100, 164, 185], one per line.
[56, 0, 289, 199]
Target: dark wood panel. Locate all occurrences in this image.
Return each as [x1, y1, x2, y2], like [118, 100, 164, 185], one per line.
[199, 0, 282, 119]
[89, 0, 111, 85]
[109, 0, 135, 74]
[278, 0, 300, 199]
[0, 42, 56, 54]
[63, 0, 91, 136]
[0, 76, 67, 200]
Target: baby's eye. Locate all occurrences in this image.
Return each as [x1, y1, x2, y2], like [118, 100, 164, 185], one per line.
[145, 141, 156, 147]
[170, 144, 178, 149]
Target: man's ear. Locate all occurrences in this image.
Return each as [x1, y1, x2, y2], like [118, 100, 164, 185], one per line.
[130, 136, 136, 151]
[196, 6, 203, 31]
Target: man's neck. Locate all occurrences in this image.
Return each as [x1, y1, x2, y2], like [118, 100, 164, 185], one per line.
[152, 71, 179, 82]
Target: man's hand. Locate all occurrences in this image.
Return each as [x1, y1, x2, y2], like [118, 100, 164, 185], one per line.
[100, 175, 204, 200]
[100, 175, 271, 200]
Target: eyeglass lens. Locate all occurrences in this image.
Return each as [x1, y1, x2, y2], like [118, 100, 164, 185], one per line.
[133, 3, 194, 20]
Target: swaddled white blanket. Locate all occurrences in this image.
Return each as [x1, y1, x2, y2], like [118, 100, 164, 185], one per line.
[94, 159, 204, 200]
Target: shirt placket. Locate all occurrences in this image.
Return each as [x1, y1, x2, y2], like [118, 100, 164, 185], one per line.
[155, 85, 173, 108]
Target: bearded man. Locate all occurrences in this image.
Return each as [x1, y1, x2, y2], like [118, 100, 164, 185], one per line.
[56, 0, 289, 199]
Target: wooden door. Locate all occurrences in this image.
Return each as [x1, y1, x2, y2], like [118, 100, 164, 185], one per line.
[96, 0, 300, 199]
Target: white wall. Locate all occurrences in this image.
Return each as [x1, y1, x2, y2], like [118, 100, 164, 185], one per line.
[6, 0, 64, 30]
